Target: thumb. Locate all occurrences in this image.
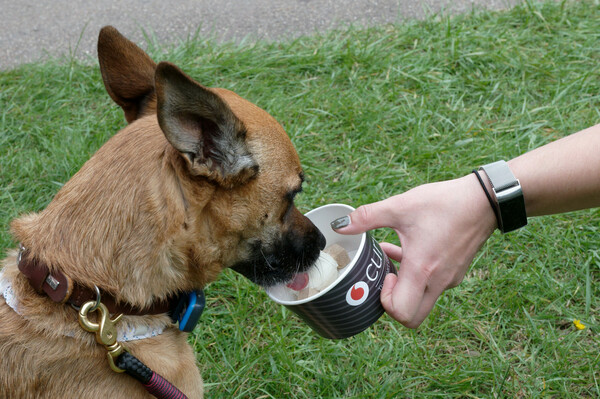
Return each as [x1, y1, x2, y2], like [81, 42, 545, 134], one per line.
[330, 200, 393, 235]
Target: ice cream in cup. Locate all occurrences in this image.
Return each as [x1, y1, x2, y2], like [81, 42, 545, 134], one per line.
[266, 203, 397, 339]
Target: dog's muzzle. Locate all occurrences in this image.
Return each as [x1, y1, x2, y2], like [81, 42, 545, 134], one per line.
[232, 225, 326, 287]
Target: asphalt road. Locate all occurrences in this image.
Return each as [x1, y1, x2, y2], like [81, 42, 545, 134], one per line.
[1, 0, 524, 70]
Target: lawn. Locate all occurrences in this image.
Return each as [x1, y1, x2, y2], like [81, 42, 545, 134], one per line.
[1, 0, 599, 397]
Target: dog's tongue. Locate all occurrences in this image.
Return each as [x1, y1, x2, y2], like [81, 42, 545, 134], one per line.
[286, 273, 309, 291]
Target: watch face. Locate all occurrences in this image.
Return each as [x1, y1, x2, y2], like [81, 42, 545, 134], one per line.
[497, 187, 527, 233]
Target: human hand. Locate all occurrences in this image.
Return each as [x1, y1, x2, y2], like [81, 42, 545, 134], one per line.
[331, 174, 497, 328]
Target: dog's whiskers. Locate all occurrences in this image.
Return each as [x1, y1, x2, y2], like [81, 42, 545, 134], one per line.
[259, 249, 275, 271]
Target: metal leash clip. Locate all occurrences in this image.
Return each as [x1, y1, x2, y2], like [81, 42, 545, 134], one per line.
[78, 300, 126, 373]
[17, 243, 26, 263]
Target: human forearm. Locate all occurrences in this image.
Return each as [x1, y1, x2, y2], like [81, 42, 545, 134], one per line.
[508, 124, 600, 217]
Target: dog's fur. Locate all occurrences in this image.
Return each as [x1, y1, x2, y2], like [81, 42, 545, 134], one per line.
[0, 26, 325, 398]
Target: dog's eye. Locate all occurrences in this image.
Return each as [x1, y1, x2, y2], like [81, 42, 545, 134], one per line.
[282, 184, 302, 218]
[286, 189, 300, 203]
[282, 173, 304, 217]
[285, 185, 303, 203]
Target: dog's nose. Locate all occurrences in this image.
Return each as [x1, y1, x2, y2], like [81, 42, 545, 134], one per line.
[316, 229, 326, 250]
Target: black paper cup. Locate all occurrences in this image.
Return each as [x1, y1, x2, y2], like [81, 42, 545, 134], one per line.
[266, 204, 397, 339]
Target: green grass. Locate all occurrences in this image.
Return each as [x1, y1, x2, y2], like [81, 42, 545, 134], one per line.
[2, 0, 600, 397]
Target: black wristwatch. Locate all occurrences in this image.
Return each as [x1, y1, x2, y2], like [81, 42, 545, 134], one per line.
[479, 160, 527, 233]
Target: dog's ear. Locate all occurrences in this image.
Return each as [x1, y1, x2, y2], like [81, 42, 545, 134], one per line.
[155, 62, 259, 187]
[97, 26, 157, 123]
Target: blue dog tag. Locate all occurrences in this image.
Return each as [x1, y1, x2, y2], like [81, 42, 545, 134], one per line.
[170, 290, 205, 332]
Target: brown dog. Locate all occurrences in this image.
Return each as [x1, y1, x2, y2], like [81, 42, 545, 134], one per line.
[0, 26, 325, 398]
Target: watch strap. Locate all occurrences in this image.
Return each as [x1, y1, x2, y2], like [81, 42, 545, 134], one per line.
[479, 160, 527, 233]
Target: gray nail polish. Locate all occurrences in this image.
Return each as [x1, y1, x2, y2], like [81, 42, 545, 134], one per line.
[330, 215, 350, 230]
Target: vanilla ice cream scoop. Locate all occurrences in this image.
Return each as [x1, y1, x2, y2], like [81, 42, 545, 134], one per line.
[285, 248, 351, 300]
[306, 251, 339, 291]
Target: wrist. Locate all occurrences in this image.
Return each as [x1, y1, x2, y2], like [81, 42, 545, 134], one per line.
[460, 174, 498, 236]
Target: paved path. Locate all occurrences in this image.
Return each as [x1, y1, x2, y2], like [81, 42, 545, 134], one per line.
[0, 0, 523, 70]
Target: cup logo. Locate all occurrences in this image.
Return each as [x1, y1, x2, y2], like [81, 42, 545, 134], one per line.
[346, 281, 369, 306]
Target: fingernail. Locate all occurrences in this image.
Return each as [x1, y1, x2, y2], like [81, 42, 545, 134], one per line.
[330, 215, 350, 230]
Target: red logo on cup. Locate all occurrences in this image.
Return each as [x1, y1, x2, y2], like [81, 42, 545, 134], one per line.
[346, 281, 369, 306]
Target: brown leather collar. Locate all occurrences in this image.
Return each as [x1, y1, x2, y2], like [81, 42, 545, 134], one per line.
[17, 247, 175, 316]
